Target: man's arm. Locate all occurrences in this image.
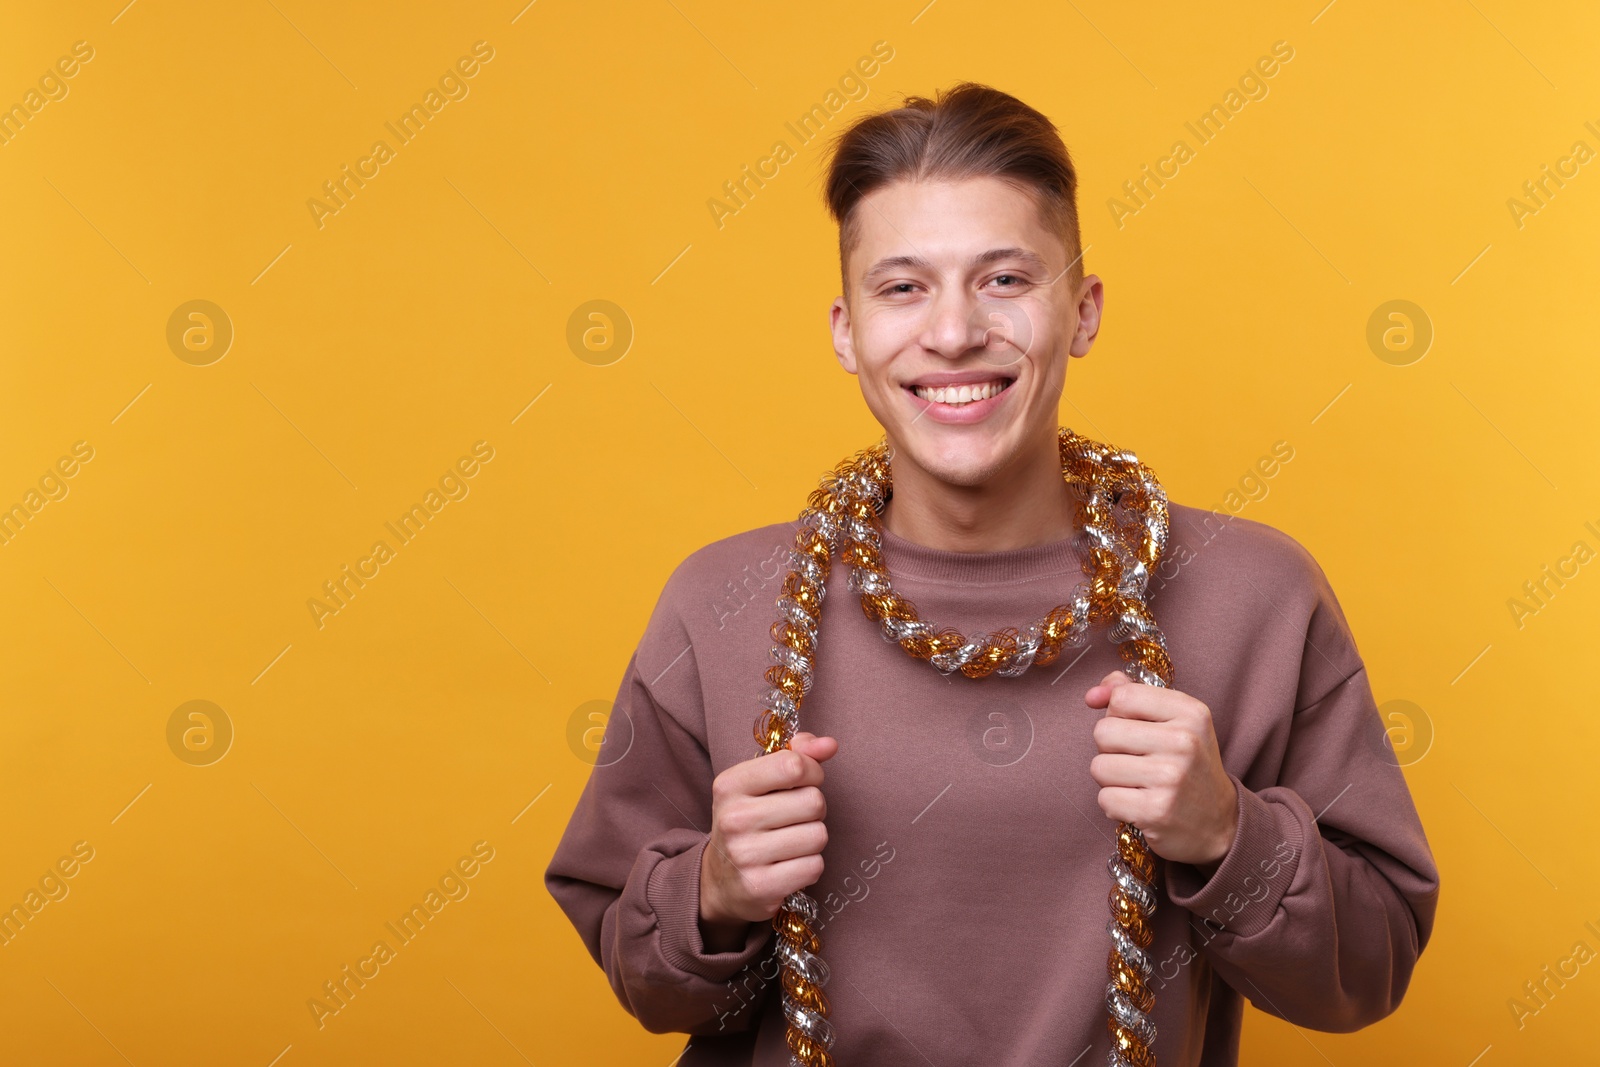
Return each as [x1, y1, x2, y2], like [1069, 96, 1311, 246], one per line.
[1159, 575, 1442, 1031]
[544, 651, 777, 1035]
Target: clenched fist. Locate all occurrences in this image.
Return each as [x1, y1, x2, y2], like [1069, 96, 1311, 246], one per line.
[1087, 670, 1240, 867]
[698, 731, 838, 952]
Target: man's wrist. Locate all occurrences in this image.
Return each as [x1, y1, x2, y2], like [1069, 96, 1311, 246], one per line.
[1197, 778, 1243, 872]
[698, 839, 752, 952]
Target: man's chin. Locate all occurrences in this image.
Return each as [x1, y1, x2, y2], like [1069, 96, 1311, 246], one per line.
[892, 432, 1009, 488]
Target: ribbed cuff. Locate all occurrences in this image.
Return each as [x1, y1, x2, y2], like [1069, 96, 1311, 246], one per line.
[1164, 775, 1304, 939]
[646, 835, 773, 980]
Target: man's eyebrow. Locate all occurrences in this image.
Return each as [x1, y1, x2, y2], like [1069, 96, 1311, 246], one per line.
[861, 254, 930, 283]
[860, 247, 1051, 284]
[975, 247, 1049, 272]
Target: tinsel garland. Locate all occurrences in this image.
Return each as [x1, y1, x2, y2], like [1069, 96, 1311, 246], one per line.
[749, 427, 1175, 1067]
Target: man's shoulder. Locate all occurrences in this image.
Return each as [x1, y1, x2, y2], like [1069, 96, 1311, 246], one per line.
[1160, 499, 1367, 699]
[666, 520, 801, 595]
[644, 519, 801, 644]
[1160, 498, 1334, 604]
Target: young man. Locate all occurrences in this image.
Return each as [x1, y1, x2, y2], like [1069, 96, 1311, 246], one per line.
[545, 83, 1439, 1066]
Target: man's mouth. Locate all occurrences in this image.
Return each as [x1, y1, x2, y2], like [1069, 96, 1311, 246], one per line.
[905, 377, 1015, 406]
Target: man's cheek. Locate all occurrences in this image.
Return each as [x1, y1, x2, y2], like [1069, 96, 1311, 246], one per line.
[862, 314, 916, 364]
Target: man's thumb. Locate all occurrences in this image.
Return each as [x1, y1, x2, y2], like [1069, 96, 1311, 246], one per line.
[795, 732, 839, 761]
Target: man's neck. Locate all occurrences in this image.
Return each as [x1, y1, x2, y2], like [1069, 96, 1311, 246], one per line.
[879, 435, 1081, 553]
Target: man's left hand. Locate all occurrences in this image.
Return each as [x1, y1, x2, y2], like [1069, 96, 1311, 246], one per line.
[1086, 669, 1240, 868]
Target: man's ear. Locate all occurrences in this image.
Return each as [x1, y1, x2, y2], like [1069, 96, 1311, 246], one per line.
[830, 296, 858, 374]
[1068, 274, 1105, 358]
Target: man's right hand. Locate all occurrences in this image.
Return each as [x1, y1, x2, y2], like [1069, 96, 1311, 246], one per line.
[698, 731, 839, 951]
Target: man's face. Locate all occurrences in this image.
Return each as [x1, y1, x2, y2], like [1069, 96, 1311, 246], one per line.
[830, 176, 1102, 488]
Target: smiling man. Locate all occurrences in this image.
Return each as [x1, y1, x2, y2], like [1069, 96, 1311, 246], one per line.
[546, 83, 1439, 1066]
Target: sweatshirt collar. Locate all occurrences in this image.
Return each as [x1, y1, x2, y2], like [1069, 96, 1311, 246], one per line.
[875, 522, 1086, 586]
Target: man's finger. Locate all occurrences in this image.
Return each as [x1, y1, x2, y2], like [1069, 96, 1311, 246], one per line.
[738, 745, 824, 797]
[1100, 683, 1181, 722]
[1084, 670, 1131, 709]
[1096, 785, 1146, 824]
[1088, 752, 1156, 789]
[1092, 716, 1167, 755]
[1094, 669, 1131, 691]
[793, 733, 840, 764]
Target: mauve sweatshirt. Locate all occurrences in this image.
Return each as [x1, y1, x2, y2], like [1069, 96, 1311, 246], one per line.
[544, 497, 1440, 1066]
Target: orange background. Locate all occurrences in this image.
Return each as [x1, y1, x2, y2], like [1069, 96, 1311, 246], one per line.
[1, 1, 1596, 1064]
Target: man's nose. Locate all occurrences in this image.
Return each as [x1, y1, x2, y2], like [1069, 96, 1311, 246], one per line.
[919, 286, 982, 357]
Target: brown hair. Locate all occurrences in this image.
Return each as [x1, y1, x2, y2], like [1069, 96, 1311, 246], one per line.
[822, 81, 1084, 295]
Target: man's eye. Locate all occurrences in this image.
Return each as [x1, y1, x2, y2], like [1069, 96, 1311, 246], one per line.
[885, 283, 916, 294]
[990, 274, 1024, 287]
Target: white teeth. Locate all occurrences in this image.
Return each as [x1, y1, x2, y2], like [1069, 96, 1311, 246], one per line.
[911, 379, 1010, 405]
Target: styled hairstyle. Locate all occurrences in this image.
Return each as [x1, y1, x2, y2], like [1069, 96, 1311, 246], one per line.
[821, 82, 1084, 295]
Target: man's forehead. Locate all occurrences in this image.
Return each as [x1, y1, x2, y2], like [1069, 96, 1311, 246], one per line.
[843, 177, 1062, 282]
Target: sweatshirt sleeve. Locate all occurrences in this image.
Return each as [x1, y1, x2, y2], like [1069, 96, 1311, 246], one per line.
[544, 647, 777, 1035]
[1160, 547, 1441, 1032]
